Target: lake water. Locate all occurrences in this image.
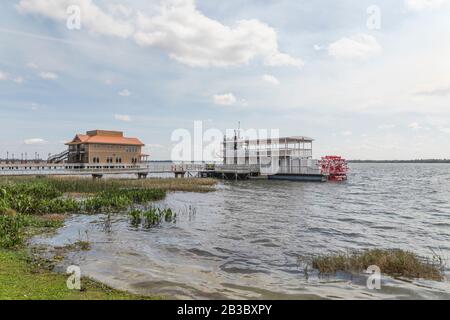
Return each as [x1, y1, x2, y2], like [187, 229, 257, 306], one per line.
[34, 163, 450, 299]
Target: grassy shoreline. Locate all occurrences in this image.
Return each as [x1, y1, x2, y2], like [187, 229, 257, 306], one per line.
[0, 249, 153, 300]
[0, 176, 217, 300]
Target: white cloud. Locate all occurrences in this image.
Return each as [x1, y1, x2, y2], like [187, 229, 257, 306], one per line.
[17, 0, 302, 69]
[378, 124, 396, 130]
[134, 0, 303, 68]
[0, 72, 24, 84]
[313, 44, 323, 51]
[39, 72, 58, 80]
[328, 33, 382, 59]
[408, 122, 422, 129]
[14, 76, 24, 84]
[17, 0, 134, 38]
[239, 99, 249, 107]
[118, 89, 131, 97]
[27, 62, 38, 69]
[107, 4, 134, 18]
[262, 74, 280, 85]
[415, 86, 450, 96]
[24, 138, 47, 145]
[440, 127, 450, 133]
[114, 114, 132, 122]
[213, 93, 237, 106]
[341, 130, 353, 136]
[405, 0, 448, 11]
[146, 143, 166, 149]
[264, 52, 304, 69]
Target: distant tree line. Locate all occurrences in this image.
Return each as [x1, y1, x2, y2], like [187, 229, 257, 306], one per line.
[348, 159, 450, 163]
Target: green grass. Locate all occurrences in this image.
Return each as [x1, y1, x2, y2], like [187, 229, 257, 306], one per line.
[0, 177, 184, 299]
[0, 249, 155, 300]
[312, 249, 445, 281]
[0, 213, 65, 249]
[0, 181, 168, 216]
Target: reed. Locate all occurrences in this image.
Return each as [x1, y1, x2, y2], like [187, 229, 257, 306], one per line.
[0, 176, 217, 193]
[312, 249, 445, 281]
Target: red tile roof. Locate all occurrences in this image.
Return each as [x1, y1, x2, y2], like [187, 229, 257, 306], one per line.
[66, 133, 144, 146]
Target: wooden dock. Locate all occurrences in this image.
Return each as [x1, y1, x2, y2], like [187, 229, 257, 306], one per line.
[0, 162, 326, 181]
[0, 163, 151, 179]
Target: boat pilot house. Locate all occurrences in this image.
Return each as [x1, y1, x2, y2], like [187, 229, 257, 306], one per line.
[65, 130, 146, 169]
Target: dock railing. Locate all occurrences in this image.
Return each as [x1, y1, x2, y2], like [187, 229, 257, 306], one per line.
[0, 163, 150, 176]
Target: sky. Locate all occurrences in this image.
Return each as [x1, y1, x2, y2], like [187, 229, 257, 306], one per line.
[0, 0, 450, 160]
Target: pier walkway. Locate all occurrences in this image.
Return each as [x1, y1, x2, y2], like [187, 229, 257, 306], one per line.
[0, 162, 324, 181]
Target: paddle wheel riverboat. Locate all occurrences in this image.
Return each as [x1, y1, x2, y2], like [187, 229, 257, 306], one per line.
[319, 156, 348, 181]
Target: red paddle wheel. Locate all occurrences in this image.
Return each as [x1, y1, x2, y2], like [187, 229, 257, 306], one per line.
[319, 156, 348, 181]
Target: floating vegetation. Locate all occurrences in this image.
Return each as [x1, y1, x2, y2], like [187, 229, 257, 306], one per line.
[0, 183, 80, 215]
[128, 207, 177, 229]
[0, 178, 180, 249]
[99, 189, 166, 204]
[312, 249, 445, 281]
[128, 209, 142, 227]
[163, 208, 175, 222]
[83, 194, 132, 214]
[82, 189, 165, 214]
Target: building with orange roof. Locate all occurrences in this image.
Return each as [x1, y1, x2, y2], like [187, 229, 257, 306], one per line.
[65, 130, 146, 166]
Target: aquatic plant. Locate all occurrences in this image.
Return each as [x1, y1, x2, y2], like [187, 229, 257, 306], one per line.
[1, 182, 61, 200]
[312, 249, 445, 281]
[128, 207, 177, 229]
[43, 198, 81, 214]
[99, 189, 166, 204]
[0, 178, 178, 248]
[83, 195, 132, 213]
[0, 213, 23, 248]
[73, 240, 90, 251]
[74, 230, 90, 251]
[143, 207, 161, 228]
[128, 209, 142, 227]
[163, 208, 176, 223]
[0, 182, 80, 215]
[82, 189, 165, 214]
